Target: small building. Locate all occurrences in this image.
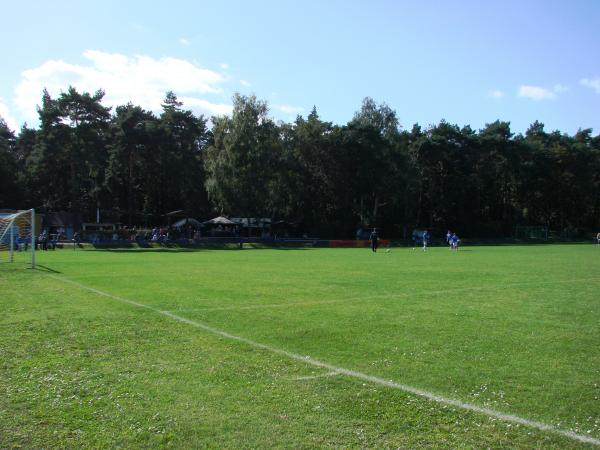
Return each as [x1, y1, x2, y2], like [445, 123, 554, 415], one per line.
[81, 222, 118, 242]
[42, 211, 81, 240]
[230, 217, 271, 237]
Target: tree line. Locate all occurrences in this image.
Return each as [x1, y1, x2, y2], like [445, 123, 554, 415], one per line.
[1, 87, 599, 238]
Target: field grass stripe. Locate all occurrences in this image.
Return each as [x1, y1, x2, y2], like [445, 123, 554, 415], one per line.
[166, 299, 346, 312]
[292, 371, 340, 381]
[48, 274, 600, 447]
[367, 277, 600, 301]
[117, 277, 600, 316]
[165, 277, 600, 313]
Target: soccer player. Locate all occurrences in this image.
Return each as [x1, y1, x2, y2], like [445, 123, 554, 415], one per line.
[451, 233, 460, 251]
[370, 228, 379, 252]
[422, 230, 430, 251]
[446, 230, 452, 250]
[597, 231, 600, 246]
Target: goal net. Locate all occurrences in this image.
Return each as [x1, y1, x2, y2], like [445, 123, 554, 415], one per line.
[0, 209, 35, 269]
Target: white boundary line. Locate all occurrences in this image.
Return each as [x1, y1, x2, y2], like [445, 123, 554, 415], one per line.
[47, 274, 600, 446]
[167, 299, 346, 313]
[378, 277, 600, 300]
[164, 277, 600, 314]
[292, 371, 340, 381]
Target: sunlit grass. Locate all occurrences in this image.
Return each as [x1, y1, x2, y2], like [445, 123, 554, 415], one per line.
[1, 244, 599, 448]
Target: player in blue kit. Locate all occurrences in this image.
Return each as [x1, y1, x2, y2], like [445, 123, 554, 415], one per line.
[450, 233, 460, 251]
[422, 230, 430, 251]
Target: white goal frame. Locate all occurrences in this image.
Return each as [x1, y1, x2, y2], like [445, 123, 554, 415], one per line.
[0, 208, 35, 269]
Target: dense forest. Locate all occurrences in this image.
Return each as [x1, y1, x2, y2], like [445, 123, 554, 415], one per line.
[1, 87, 599, 238]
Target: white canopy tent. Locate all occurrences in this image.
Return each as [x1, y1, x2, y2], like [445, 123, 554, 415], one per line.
[203, 216, 235, 225]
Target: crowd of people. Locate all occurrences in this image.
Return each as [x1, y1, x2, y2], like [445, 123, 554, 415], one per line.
[147, 226, 202, 242]
[17, 229, 63, 251]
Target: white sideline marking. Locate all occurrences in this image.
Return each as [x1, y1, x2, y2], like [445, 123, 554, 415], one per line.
[48, 274, 600, 447]
[167, 299, 345, 313]
[292, 371, 340, 381]
[412, 277, 600, 297]
[166, 277, 600, 314]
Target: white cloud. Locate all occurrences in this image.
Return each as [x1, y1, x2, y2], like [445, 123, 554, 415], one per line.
[13, 50, 230, 123]
[179, 38, 191, 46]
[220, 63, 230, 70]
[273, 104, 304, 114]
[553, 83, 568, 93]
[580, 77, 600, 94]
[179, 96, 233, 117]
[488, 90, 504, 99]
[518, 85, 557, 101]
[0, 98, 19, 132]
[240, 79, 251, 87]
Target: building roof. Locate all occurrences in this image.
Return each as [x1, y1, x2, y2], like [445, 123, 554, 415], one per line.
[203, 216, 235, 225]
[43, 212, 80, 228]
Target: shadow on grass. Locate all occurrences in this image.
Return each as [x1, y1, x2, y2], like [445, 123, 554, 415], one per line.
[87, 244, 314, 253]
[91, 247, 200, 253]
[35, 264, 62, 274]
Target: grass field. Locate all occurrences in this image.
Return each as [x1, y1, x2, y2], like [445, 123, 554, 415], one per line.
[1, 244, 599, 448]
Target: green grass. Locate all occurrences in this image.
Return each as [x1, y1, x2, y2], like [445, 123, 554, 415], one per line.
[1, 244, 599, 448]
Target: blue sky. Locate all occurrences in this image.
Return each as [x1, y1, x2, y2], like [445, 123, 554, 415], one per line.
[1, 0, 599, 134]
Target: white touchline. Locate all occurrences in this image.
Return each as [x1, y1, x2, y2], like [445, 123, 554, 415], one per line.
[47, 274, 600, 446]
[292, 371, 340, 381]
[167, 299, 346, 313]
[168, 277, 600, 314]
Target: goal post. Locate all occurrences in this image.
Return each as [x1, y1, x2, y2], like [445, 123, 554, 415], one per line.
[0, 209, 36, 269]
